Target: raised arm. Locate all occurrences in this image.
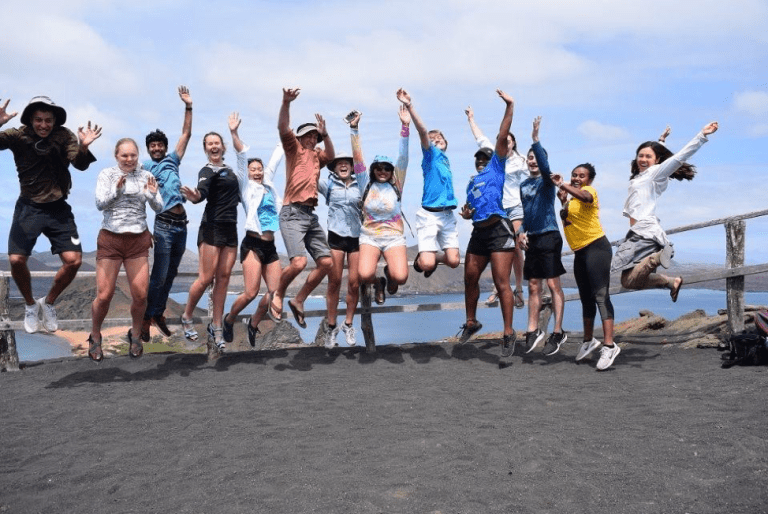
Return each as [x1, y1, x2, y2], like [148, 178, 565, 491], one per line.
[350, 112, 367, 180]
[316, 113, 335, 162]
[229, 112, 245, 153]
[495, 90, 514, 157]
[655, 121, 718, 179]
[397, 88, 429, 150]
[530, 116, 552, 179]
[658, 125, 671, 144]
[394, 104, 411, 189]
[0, 99, 18, 128]
[278, 87, 300, 136]
[263, 142, 284, 187]
[229, 112, 249, 190]
[552, 173, 594, 203]
[175, 86, 193, 159]
[465, 105, 492, 150]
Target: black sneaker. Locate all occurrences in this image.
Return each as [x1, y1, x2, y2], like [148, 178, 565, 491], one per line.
[222, 315, 234, 343]
[247, 317, 260, 347]
[543, 332, 567, 356]
[457, 321, 482, 344]
[501, 330, 517, 357]
[524, 329, 545, 353]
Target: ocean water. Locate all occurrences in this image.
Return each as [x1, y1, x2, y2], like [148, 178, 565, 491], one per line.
[14, 288, 768, 359]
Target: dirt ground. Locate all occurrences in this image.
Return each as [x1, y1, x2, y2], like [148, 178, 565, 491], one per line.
[1, 339, 766, 514]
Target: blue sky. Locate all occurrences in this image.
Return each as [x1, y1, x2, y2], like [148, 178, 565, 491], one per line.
[2, 0, 767, 264]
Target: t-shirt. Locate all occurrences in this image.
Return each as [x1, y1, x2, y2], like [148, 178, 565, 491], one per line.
[280, 130, 332, 206]
[466, 153, 507, 224]
[420, 145, 457, 209]
[563, 185, 605, 251]
[197, 164, 240, 224]
[361, 181, 403, 237]
[144, 151, 184, 213]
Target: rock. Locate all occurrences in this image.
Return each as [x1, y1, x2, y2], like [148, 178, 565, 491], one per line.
[254, 321, 304, 351]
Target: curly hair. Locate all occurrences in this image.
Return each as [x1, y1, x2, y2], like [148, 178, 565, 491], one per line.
[573, 162, 596, 180]
[145, 129, 168, 149]
[630, 141, 695, 181]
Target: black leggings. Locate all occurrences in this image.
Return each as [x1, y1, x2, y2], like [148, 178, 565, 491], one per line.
[574, 235, 614, 321]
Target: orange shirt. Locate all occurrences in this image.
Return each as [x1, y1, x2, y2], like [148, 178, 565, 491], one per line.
[280, 130, 331, 206]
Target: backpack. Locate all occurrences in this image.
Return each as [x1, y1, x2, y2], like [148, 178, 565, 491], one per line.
[358, 180, 414, 237]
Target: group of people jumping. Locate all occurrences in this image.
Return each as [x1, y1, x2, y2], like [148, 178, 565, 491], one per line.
[0, 87, 718, 371]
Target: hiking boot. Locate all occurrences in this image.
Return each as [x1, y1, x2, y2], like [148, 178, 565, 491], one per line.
[524, 328, 545, 353]
[323, 320, 340, 349]
[247, 317, 260, 347]
[457, 321, 483, 344]
[500, 330, 517, 357]
[543, 332, 567, 356]
[37, 297, 58, 332]
[222, 315, 234, 343]
[341, 323, 357, 347]
[576, 338, 602, 362]
[151, 315, 172, 337]
[24, 302, 40, 334]
[596, 344, 621, 370]
[140, 318, 151, 343]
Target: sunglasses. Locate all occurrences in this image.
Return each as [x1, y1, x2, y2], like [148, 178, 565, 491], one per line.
[372, 165, 394, 172]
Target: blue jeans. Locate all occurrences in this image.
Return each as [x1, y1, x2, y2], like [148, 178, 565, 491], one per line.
[145, 218, 187, 319]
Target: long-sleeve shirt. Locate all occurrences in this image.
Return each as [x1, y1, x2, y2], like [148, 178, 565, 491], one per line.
[519, 141, 558, 235]
[143, 151, 185, 213]
[235, 144, 284, 235]
[318, 171, 362, 238]
[95, 165, 163, 233]
[352, 124, 409, 237]
[476, 134, 529, 209]
[0, 125, 96, 203]
[197, 163, 240, 224]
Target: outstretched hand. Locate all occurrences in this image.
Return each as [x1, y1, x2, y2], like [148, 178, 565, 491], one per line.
[702, 121, 719, 136]
[396, 88, 412, 107]
[0, 99, 18, 126]
[464, 106, 474, 120]
[228, 112, 241, 132]
[497, 89, 514, 106]
[283, 88, 300, 103]
[531, 116, 542, 143]
[459, 204, 475, 220]
[315, 113, 327, 136]
[659, 125, 671, 143]
[178, 85, 192, 106]
[398, 104, 411, 125]
[180, 185, 201, 203]
[551, 173, 565, 188]
[145, 175, 158, 194]
[78, 121, 102, 146]
[349, 111, 362, 128]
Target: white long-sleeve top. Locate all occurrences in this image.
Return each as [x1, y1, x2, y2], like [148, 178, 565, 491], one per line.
[623, 131, 709, 245]
[95, 165, 164, 233]
[235, 143, 284, 235]
[476, 134, 529, 209]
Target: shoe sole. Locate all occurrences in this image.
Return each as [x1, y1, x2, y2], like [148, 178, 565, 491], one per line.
[37, 298, 57, 332]
[659, 245, 673, 269]
[575, 340, 602, 362]
[459, 324, 482, 344]
[544, 334, 567, 356]
[525, 332, 545, 353]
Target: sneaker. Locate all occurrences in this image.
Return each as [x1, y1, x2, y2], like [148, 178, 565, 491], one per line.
[543, 332, 567, 356]
[222, 315, 234, 343]
[341, 323, 358, 347]
[208, 323, 225, 351]
[323, 321, 340, 349]
[524, 329, 545, 353]
[576, 338, 602, 362]
[140, 318, 151, 343]
[596, 344, 621, 370]
[151, 315, 172, 337]
[500, 330, 517, 357]
[24, 302, 40, 334]
[457, 321, 482, 344]
[247, 317, 260, 347]
[37, 297, 58, 332]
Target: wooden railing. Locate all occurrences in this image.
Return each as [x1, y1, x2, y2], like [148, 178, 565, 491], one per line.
[2, 209, 766, 369]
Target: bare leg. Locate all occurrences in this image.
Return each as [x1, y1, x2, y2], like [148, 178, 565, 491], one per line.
[123, 256, 150, 338]
[547, 276, 565, 333]
[464, 253, 489, 324]
[381, 245, 409, 285]
[8, 254, 34, 305]
[291, 255, 332, 312]
[490, 251, 514, 335]
[250, 259, 283, 329]
[210, 247, 237, 327]
[358, 244, 382, 284]
[510, 220, 524, 292]
[46, 251, 82, 304]
[527, 278, 542, 332]
[183, 243, 220, 320]
[227, 252, 262, 323]
[326, 249, 346, 327]
[344, 251, 360, 326]
[91, 258, 123, 342]
[273, 255, 308, 309]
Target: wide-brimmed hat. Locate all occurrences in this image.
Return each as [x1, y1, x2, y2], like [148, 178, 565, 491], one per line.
[327, 152, 354, 172]
[370, 155, 395, 170]
[474, 147, 493, 160]
[296, 123, 323, 143]
[21, 96, 67, 127]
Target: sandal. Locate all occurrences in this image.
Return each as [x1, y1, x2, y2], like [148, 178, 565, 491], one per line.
[514, 288, 525, 309]
[265, 291, 283, 324]
[288, 299, 307, 328]
[127, 329, 143, 359]
[181, 315, 198, 341]
[247, 317, 261, 347]
[384, 266, 398, 295]
[374, 276, 386, 305]
[670, 276, 684, 303]
[87, 334, 103, 362]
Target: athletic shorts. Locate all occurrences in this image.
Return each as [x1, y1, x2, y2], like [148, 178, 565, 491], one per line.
[198, 221, 238, 248]
[359, 232, 406, 253]
[239, 234, 280, 264]
[523, 230, 566, 280]
[414, 208, 459, 253]
[279, 204, 331, 261]
[328, 231, 360, 253]
[466, 219, 516, 257]
[8, 197, 82, 256]
[97, 229, 152, 261]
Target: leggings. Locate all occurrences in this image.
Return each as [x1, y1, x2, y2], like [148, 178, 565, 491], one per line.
[574, 235, 614, 321]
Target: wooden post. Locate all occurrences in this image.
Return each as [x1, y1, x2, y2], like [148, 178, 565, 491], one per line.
[0, 275, 20, 372]
[725, 220, 746, 335]
[360, 283, 376, 353]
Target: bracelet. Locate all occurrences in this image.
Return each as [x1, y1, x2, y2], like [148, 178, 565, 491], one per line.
[186, 107, 193, 111]
[400, 125, 410, 137]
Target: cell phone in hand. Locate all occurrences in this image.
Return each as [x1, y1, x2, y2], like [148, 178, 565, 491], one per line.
[344, 110, 361, 124]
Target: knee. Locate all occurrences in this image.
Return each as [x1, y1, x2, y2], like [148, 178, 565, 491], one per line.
[446, 254, 461, 268]
[61, 254, 82, 270]
[359, 270, 375, 284]
[317, 257, 333, 273]
[290, 256, 308, 272]
[9, 254, 28, 270]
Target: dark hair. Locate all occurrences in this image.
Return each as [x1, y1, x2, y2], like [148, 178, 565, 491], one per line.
[247, 157, 263, 167]
[368, 163, 395, 184]
[573, 162, 596, 180]
[202, 131, 226, 156]
[630, 141, 695, 181]
[527, 146, 548, 159]
[145, 129, 168, 149]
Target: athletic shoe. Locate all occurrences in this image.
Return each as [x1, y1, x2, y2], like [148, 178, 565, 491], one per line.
[151, 315, 172, 337]
[596, 344, 621, 370]
[37, 297, 58, 332]
[457, 321, 483, 344]
[208, 323, 225, 351]
[140, 318, 151, 343]
[341, 323, 358, 347]
[500, 330, 517, 357]
[323, 320, 340, 349]
[24, 302, 40, 334]
[524, 329, 545, 353]
[222, 315, 234, 343]
[247, 317, 260, 347]
[543, 332, 567, 356]
[576, 338, 602, 362]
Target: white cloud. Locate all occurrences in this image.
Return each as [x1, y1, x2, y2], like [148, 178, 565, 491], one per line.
[577, 121, 630, 142]
[734, 91, 768, 116]
[748, 123, 768, 137]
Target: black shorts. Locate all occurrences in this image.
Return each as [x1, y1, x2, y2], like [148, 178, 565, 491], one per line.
[327, 231, 360, 253]
[239, 234, 279, 264]
[523, 230, 566, 280]
[197, 222, 238, 248]
[466, 219, 515, 257]
[8, 197, 82, 256]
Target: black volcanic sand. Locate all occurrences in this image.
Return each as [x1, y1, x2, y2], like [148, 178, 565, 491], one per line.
[1, 341, 766, 514]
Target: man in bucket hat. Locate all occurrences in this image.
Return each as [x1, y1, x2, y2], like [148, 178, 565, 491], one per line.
[0, 96, 102, 333]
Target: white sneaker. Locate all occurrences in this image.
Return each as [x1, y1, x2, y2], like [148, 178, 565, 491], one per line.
[341, 323, 357, 347]
[576, 338, 602, 362]
[323, 322, 340, 349]
[24, 302, 40, 333]
[596, 344, 621, 370]
[37, 297, 58, 332]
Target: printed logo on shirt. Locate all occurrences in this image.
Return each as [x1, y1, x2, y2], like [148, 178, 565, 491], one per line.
[71, 237, 81, 246]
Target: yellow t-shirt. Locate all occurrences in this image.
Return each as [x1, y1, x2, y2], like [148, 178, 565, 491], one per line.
[563, 185, 605, 251]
